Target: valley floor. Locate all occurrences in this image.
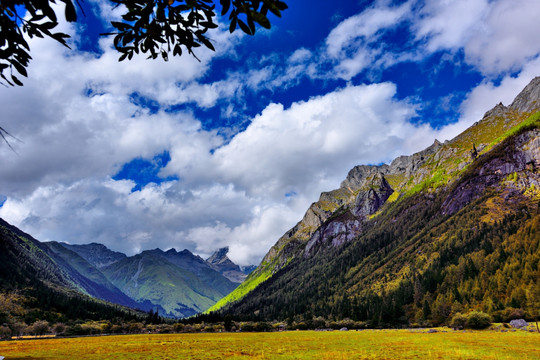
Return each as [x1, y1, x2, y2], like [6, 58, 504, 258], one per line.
[0, 329, 539, 359]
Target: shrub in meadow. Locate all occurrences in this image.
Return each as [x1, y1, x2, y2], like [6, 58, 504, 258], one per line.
[465, 311, 492, 329]
[450, 313, 468, 330]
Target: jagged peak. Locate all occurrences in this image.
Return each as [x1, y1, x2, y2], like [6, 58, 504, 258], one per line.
[388, 138, 443, 177]
[140, 248, 163, 256]
[340, 164, 388, 191]
[482, 102, 508, 119]
[179, 249, 194, 256]
[217, 246, 229, 254]
[207, 247, 231, 264]
[415, 138, 443, 157]
[510, 76, 540, 113]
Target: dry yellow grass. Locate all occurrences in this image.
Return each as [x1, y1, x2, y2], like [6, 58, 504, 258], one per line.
[0, 330, 538, 359]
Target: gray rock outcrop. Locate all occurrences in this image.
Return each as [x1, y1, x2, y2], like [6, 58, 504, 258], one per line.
[510, 76, 540, 113]
[509, 319, 528, 329]
[352, 173, 394, 217]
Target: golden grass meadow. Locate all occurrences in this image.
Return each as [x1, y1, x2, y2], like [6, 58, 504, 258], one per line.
[0, 329, 539, 359]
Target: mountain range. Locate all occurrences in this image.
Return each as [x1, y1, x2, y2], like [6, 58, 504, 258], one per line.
[0, 220, 253, 318]
[210, 77, 540, 326]
[1, 77, 539, 327]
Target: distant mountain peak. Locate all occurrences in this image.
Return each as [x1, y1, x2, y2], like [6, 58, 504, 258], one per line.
[206, 247, 232, 265]
[206, 247, 256, 283]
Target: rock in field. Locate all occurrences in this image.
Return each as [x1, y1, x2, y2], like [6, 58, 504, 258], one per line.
[509, 319, 528, 329]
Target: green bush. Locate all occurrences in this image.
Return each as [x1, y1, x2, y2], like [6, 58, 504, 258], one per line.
[65, 324, 91, 336]
[291, 322, 308, 330]
[450, 311, 492, 330]
[466, 311, 492, 329]
[254, 322, 272, 332]
[172, 323, 184, 332]
[450, 313, 468, 330]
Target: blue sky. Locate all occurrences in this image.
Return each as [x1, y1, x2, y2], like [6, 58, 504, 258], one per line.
[1, 0, 540, 265]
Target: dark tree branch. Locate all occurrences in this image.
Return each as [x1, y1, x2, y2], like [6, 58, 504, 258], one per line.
[0, 126, 23, 154]
[0, 0, 288, 85]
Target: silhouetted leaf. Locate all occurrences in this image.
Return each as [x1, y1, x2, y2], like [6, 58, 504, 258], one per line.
[12, 61, 27, 77]
[173, 44, 182, 56]
[229, 17, 237, 33]
[200, 36, 215, 51]
[1, 0, 288, 86]
[250, 11, 270, 29]
[41, 3, 58, 22]
[40, 21, 58, 30]
[11, 74, 23, 86]
[64, 0, 77, 22]
[200, 21, 218, 29]
[237, 19, 252, 35]
[220, 0, 231, 15]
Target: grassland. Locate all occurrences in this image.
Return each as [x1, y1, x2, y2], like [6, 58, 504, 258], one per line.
[1, 330, 539, 359]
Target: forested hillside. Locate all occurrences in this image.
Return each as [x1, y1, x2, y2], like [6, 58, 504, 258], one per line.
[213, 78, 540, 327]
[0, 216, 242, 323]
[0, 218, 142, 336]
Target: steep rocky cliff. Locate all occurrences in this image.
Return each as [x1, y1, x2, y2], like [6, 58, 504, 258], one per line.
[210, 77, 540, 320]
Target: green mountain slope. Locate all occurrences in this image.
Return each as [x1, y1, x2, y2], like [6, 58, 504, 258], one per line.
[41, 241, 139, 309]
[101, 249, 237, 318]
[1, 214, 240, 319]
[211, 77, 540, 326]
[0, 218, 141, 324]
[0, 218, 75, 291]
[161, 248, 238, 295]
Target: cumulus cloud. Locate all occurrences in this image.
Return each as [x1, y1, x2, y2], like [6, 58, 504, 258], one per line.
[414, 0, 540, 74]
[1, 74, 440, 264]
[208, 83, 424, 198]
[414, 0, 489, 52]
[1, 0, 539, 267]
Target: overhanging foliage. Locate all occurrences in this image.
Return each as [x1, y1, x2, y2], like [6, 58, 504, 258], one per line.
[0, 0, 288, 86]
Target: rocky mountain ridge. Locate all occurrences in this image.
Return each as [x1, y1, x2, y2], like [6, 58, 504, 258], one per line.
[209, 77, 540, 321]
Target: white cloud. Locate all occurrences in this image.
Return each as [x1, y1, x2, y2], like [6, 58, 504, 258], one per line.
[2, 0, 539, 268]
[414, 0, 540, 74]
[188, 83, 426, 200]
[186, 204, 300, 265]
[2, 72, 443, 265]
[323, 1, 413, 80]
[464, 0, 540, 74]
[414, 0, 489, 52]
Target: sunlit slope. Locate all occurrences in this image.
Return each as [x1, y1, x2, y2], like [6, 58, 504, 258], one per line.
[210, 77, 540, 319]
